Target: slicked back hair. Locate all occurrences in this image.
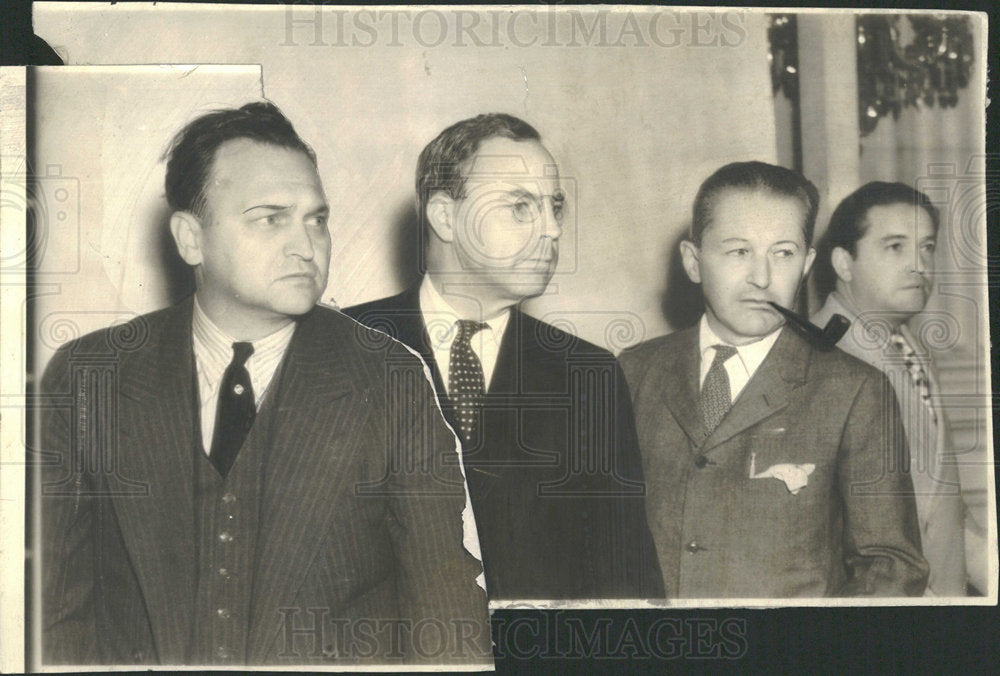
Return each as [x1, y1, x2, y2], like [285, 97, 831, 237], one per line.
[164, 101, 316, 219]
[814, 181, 939, 302]
[690, 161, 820, 247]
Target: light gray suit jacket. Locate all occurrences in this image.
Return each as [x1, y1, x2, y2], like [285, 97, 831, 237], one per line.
[813, 293, 966, 595]
[620, 323, 928, 598]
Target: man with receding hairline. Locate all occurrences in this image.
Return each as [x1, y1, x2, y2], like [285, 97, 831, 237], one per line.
[39, 101, 491, 666]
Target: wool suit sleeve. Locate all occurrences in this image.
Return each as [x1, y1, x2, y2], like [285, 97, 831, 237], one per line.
[378, 343, 492, 664]
[838, 370, 929, 596]
[38, 344, 101, 664]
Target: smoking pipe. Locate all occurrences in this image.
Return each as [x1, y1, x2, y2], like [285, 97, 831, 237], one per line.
[766, 301, 850, 350]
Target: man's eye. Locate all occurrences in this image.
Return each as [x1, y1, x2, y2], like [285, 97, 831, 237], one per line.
[773, 248, 794, 258]
[308, 215, 329, 229]
[886, 242, 903, 252]
[727, 248, 749, 257]
[921, 241, 936, 253]
[256, 213, 283, 227]
[510, 200, 537, 223]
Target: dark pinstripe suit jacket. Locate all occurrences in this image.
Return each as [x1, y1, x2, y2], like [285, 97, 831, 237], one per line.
[39, 298, 491, 666]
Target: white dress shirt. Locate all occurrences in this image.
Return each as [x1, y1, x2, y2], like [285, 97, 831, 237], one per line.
[419, 276, 509, 395]
[192, 297, 296, 454]
[698, 314, 782, 402]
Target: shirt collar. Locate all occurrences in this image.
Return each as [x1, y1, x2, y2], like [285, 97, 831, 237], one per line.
[698, 314, 782, 376]
[419, 275, 510, 350]
[827, 291, 919, 353]
[192, 295, 296, 374]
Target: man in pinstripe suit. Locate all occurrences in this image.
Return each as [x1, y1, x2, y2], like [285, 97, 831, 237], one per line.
[38, 102, 491, 666]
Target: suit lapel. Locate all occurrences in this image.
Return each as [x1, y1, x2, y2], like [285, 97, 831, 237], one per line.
[487, 309, 522, 395]
[653, 326, 709, 448]
[110, 300, 197, 660]
[703, 327, 810, 453]
[375, 285, 461, 433]
[247, 311, 359, 660]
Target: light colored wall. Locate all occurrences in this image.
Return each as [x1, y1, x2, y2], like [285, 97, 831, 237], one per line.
[31, 66, 264, 372]
[33, 7, 778, 366]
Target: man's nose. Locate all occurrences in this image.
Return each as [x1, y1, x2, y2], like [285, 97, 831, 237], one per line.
[284, 220, 317, 260]
[747, 255, 771, 288]
[541, 200, 562, 240]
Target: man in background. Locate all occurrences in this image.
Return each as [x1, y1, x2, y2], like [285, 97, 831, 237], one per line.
[39, 102, 490, 665]
[345, 113, 662, 600]
[812, 181, 978, 596]
[620, 161, 928, 597]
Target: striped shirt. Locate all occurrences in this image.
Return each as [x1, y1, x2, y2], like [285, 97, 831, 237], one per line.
[192, 297, 296, 454]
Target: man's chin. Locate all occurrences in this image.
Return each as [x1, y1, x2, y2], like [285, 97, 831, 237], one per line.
[272, 295, 321, 318]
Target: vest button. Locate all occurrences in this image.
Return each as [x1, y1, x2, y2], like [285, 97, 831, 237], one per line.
[218, 567, 234, 579]
[216, 646, 230, 659]
[217, 607, 232, 619]
[218, 531, 234, 543]
[222, 492, 236, 504]
[685, 540, 702, 553]
[694, 455, 709, 468]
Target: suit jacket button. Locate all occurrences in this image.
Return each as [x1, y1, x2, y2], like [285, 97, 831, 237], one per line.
[694, 455, 709, 468]
[686, 540, 701, 553]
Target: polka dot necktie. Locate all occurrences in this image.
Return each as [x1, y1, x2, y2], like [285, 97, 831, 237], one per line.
[700, 344, 738, 432]
[889, 331, 937, 425]
[209, 341, 256, 476]
[449, 320, 488, 444]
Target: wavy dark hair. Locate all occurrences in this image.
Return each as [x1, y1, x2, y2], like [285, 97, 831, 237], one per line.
[163, 101, 316, 218]
[814, 181, 939, 302]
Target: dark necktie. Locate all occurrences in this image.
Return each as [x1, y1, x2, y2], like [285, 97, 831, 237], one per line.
[701, 344, 738, 432]
[209, 341, 256, 476]
[448, 320, 487, 444]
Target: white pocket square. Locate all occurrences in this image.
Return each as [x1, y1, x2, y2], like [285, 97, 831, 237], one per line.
[749, 454, 815, 495]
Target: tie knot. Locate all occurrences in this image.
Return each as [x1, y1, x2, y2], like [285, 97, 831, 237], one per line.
[455, 319, 488, 345]
[711, 344, 738, 365]
[231, 341, 254, 366]
[888, 331, 910, 353]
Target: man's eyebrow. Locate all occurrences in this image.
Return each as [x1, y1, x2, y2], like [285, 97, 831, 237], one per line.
[720, 237, 750, 243]
[507, 187, 564, 201]
[878, 234, 909, 243]
[242, 204, 290, 214]
[772, 240, 801, 247]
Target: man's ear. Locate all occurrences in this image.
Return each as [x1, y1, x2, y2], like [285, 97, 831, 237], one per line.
[802, 246, 817, 277]
[169, 211, 205, 266]
[830, 246, 854, 284]
[678, 239, 702, 284]
[426, 192, 456, 244]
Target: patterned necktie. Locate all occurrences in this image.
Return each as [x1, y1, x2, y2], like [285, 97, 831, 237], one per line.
[889, 330, 937, 425]
[701, 344, 738, 432]
[449, 320, 488, 444]
[209, 341, 256, 476]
